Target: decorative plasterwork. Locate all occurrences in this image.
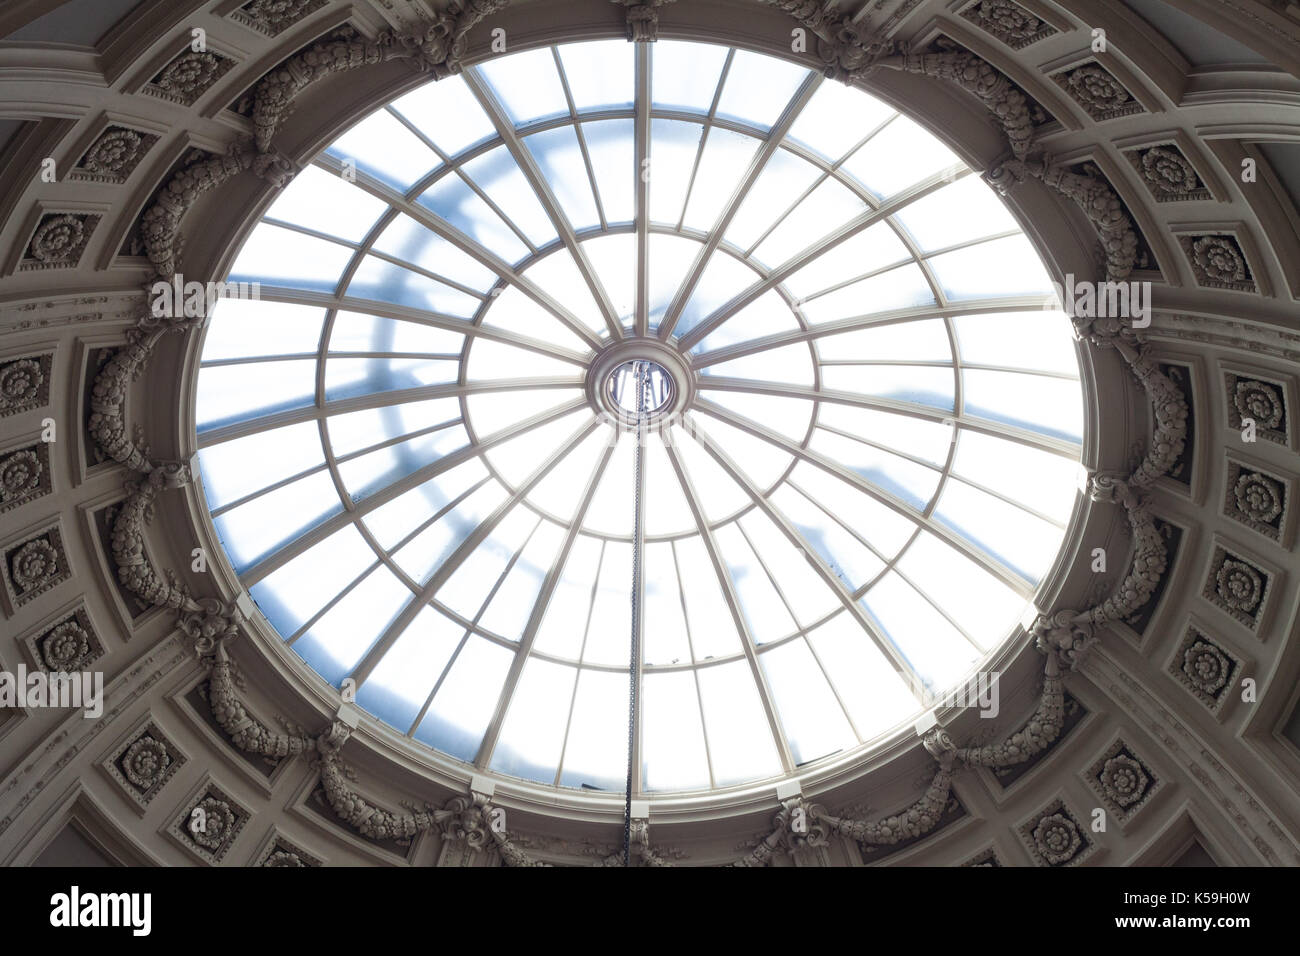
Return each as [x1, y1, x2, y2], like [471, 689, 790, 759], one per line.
[1, 524, 69, 613]
[962, 847, 1002, 866]
[1224, 457, 1290, 544]
[613, 0, 676, 42]
[229, 0, 328, 37]
[1049, 59, 1145, 123]
[1016, 797, 1095, 866]
[69, 127, 160, 186]
[1202, 543, 1272, 632]
[1176, 231, 1259, 293]
[70, 0, 1191, 863]
[1083, 737, 1161, 826]
[142, 49, 237, 107]
[1167, 624, 1243, 715]
[103, 721, 187, 810]
[1224, 370, 1291, 448]
[21, 606, 104, 674]
[20, 214, 101, 272]
[1124, 143, 1212, 203]
[167, 780, 250, 865]
[0, 354, 52, 418]
[958, 0, 1056, 49]
[753, 0, 902, 81]
[255, 833, 323, 866]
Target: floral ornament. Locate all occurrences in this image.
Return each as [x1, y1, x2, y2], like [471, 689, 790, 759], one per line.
[156, 52, 222, 101]
[1140, 146, 1199, 196]
[188, 797, 236, 851]
[0, 450, 41, 499]
[1032, 813, 1082, 865]
[82, 128, 144, 175]
[1182, 640, 1231, 697]
[1234, 380, 1284, 431]
[0, 359, 44, 408]
[1193, 236, 1247, 284]
[11, 539, 58, 593]
[1099, 754, 1149, 808]
[42, 620, 91, 671]
[1234, 472, 1283, 525]
[1216, 559, 1263, 613]
[242, 0, 317, 29]
[967, 0, 1050, 45]
[122, 736, 170, 790]
[263, 849, 305, 866]
[29, 215, 86, 263]
[1064, 64, 1130, 114]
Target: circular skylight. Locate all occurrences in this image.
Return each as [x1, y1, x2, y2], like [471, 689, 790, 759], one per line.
[194, 39, 1084, 794]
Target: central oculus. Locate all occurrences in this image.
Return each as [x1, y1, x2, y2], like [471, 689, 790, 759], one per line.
[604, 360, 675, 417]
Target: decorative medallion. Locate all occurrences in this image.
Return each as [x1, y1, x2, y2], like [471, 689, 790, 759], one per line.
[104, 722, 186, 808]
[1125, 143, 1211, 202]
[960, 0, 1056, 48]
[21, 214, 101, 271]
[1084, 739, 1160, 824]
[24, 607, 103, 673]
[1168, 625, 1243, 713]
[170, 783, 249, 863]
[1018, 798, 1092, 866]
[1225, 459, 1288, 541]
[1203, 545, 1270, 630]
[1051, 61, 1145, 121]
[0, 355, 52, 418]
[144, 49, 235, 106]
[229, 0, 327, 37]
[1225, 372, 1289, 446]
[2, 525, 69, 610]
[1179, 233, 1258, 293]
[71, 126, 160, 184]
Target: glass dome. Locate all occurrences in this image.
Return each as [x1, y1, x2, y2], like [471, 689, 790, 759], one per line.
[194, 39, 1084, 793]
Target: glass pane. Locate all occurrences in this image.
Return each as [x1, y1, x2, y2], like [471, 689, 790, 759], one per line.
[797, 263, 935, 325]
[861, 570, 978, 690]
[534, 534, 602, 659]
[461, 147, 558, 247]
[214, 470, 341, 572]
[643, 541, 691, 665]
[652, 41, 728, 113]
[583, 119, 635, 224]
[807, 612, 917, 740]
[391, 75, 495, 157]
[347, 256, 481, 317]
[250, 524, 374, 637]
[954, 310, 1078, 375]
[325, 110, 441, 191]
[293, 565, 412, 685]
[559, 669, 627, 790]
[787, 82, 893, 161]
[414, 635, 514, 760]
[928, 235, 1054, 299]
[228, 223, 352, 292]
[357, 606, 464, 732]
[715, 522, 797, 644]
[199, 421, 323, 510]
[697, 661, 782, 785]
[201, 298, 324, 361]
[267, 164, 387, 242]
[649, 119, 703, 224]
[559, 40, 633, 111]
[477, 48, 568, 126]
[894, 174, 1019, 252]
[371, 215, 502, 292]
[759, 638, 856, 764]
[418, 174, 530, 264]
[195, 358, 316, 431]
[842, 115, 958, 199]
[962, 368, 1083, 442]
[491, 658, 577, 782]
[682, 127, 760, 231]
[642, 671, 711, 791]
[896, 531, 1026, 650]
[714, 50, 808, 130]
[524, 126, 600, 231]
[933, 480, 1061, 584]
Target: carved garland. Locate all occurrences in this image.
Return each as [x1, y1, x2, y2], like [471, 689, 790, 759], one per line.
[85, 0, 1186, 867]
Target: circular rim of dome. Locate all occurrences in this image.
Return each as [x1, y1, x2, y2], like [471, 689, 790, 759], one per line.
[177, 14, 1105, 819]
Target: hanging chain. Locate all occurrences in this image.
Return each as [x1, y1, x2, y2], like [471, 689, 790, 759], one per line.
[623, 360, 649, 867]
